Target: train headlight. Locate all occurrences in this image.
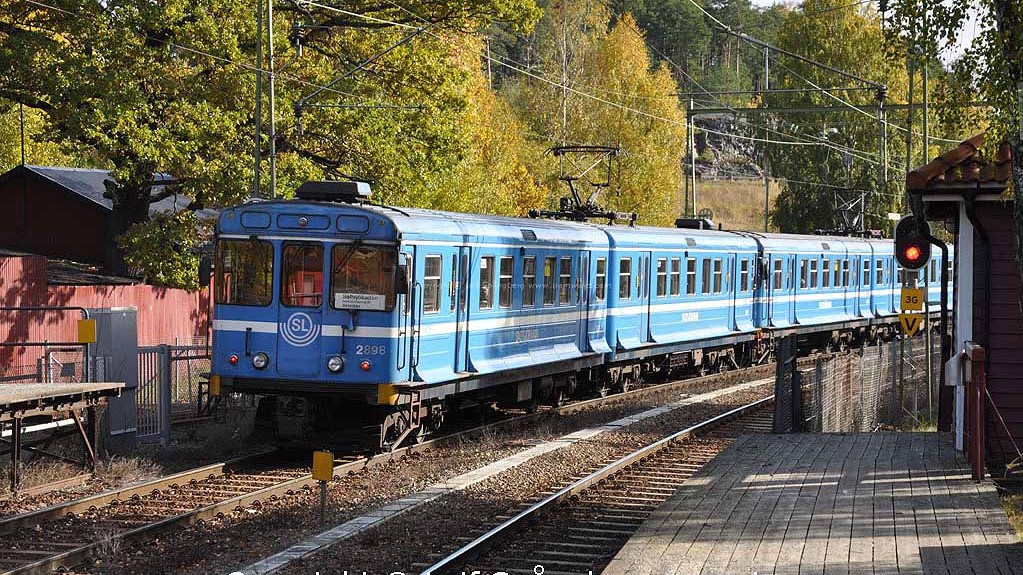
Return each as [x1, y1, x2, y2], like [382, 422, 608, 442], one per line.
[360, 360, 372, 371]
[252, 352, 270, 370]
[327, 356, 345, 373]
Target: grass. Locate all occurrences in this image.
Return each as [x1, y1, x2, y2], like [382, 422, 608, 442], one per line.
[1001, 495, 1023, 540]
[692, 179, 782, 232]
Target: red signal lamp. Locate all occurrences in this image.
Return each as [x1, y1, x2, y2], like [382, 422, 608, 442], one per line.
[360, 360, 372, 371]
[894, 216, 931, 270]
[903, 245, 922, 263]
[228, 354, 239, 365]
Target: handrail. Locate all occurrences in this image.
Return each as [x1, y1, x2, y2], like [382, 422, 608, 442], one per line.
[0, 306, 91, 382]
[963, 341, 985, 480]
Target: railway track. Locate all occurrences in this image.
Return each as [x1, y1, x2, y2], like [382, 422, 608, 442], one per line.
[420, 397, 774, 575]
[0, 364, 775, 575]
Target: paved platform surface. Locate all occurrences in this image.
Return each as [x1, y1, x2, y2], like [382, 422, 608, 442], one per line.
[604, 433, 1023, 575]
[0, 382, 122, 405]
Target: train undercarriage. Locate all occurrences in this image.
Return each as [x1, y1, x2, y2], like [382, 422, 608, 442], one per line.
[248, 318, 928, 452]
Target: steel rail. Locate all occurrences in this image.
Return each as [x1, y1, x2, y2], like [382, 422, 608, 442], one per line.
[0, 365, 776, 575]
[420, 395, 775, 575]
[0, 452, 277, 536]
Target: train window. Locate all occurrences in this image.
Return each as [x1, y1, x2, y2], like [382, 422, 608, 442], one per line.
[656, 258, 668, 297]
[740, 259, 749, 292]
[450, 255, 457, 311]
[523, 257, 537, 307]
[330, 244, 398, 311]
[701, 259, 711, 294]
[823, 259, 831, 288]
[620, 258, 632, 299]
[479, 256, 494, 309]
[559, 257, 572, 304]
[875, 259, 883, 284]
[670, 258, 681, 296]
[772, 259, 782, 290]
[810, 259, 818, 289]
[280, 243, 324, 307]
[544, 257, 557, 305]
[687, 258, 697, 295]
[499, 257, 514, 308]
[842, 260, 850, 287]
[862, 260, 870, 286]
[595, 258, 607, 301]
[799, 260, 808, 289]
[423, 255, 442, 313]
[712, 259, 723, 294]
[930, 260, 937, 282]
[216, 239, 274, 306]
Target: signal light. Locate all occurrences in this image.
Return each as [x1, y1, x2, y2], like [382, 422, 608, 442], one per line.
[360, 360, 372, 371]
[228, 354, 239, 365]
[894, 216, 931, 271]
[903, 245, 922, 263]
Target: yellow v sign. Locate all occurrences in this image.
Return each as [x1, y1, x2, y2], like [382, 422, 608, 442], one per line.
[899, 313, 922, 337]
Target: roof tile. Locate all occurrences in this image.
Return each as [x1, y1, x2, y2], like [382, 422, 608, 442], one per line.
[907, 133, 1012, 193]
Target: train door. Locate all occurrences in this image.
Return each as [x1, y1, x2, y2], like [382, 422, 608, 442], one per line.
[276, 242, 324, 378]
[453, 245, 471, 373]
[765, 254, 775, 326]
[729, 255, 738, 331]
[789, 254, 798, 325]
[640, 252, 651, 342]
[395, 249, 416, 379]
[577, 251, 590, 352]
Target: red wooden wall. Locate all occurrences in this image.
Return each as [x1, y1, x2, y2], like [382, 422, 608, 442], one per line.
[0, 255, 209, 376]
[971, 201, 1023, 465]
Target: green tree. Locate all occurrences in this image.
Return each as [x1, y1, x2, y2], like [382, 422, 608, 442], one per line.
[0, 0, 259, 280]
[766, 0, 909, 234]
[506, 8, 687, 225]
[0, 0, 540, 287]
[886, 0, 1023, 304]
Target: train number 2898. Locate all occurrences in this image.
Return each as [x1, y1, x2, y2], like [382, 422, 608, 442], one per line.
[356, 344, 387, 355]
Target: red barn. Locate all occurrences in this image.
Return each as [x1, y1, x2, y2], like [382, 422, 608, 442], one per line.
[908, 134, 1023, 474]
[0, 165, 190, 274]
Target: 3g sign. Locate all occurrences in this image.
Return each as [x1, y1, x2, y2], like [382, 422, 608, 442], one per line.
[900, 287, 924, 311]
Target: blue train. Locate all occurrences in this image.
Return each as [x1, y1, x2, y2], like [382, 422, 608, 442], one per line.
[209, 182, 951, 447]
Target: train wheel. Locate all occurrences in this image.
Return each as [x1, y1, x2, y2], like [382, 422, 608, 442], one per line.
[549, 388, 565, 408]
[594, 380, 611, 398]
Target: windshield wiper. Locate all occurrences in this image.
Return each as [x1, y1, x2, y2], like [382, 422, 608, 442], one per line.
[332, 240, 363, 275]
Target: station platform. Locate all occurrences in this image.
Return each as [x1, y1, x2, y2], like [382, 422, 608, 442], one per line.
[0, 382, 122, 492]
[604, 433, 1023, 575]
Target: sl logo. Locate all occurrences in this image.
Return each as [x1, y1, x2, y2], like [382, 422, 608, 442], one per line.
[280, 312, 320, 347]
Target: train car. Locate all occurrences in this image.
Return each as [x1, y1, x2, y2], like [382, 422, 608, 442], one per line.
[600, 225, 761, 378]
[212, 182, 609, 446]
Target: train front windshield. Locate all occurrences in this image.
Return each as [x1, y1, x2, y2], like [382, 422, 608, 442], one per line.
[330, 244, 398, 312]
[215, 240, 398, 313]
[215, 240, 274, 306]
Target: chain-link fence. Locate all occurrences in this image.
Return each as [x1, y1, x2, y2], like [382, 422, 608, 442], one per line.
[798, 335, 942, 432]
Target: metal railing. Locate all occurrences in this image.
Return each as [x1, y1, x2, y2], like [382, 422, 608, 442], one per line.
[776, 335, 943, 434]
[137, 343, 212, 444]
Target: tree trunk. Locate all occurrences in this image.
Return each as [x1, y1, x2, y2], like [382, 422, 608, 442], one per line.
[105, 183, 151, 277]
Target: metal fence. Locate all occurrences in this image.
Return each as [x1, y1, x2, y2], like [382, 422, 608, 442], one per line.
[137, 344, 211, 443]
[797, 336, 942, 433]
